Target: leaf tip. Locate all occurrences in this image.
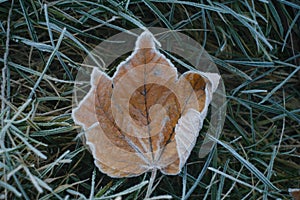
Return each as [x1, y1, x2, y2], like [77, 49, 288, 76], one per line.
[136, 30, 160, 50]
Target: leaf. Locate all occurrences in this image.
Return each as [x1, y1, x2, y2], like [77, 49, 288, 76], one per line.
[72, 30, 220, 177]
[289, 188, 300, 200]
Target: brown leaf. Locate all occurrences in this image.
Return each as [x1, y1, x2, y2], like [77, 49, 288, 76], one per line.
[72, 31, 220, 177]
[289, 188, 300, 200]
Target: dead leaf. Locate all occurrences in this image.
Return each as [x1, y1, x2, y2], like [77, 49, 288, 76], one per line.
[289, 188, 300, 200]
[72, 30, 220, 177]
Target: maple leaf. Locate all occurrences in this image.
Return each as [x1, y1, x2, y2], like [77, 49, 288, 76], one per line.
[72, 30, 220, 178]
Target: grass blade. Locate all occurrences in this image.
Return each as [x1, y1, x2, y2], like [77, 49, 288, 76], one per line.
[208, 135, 280, 191]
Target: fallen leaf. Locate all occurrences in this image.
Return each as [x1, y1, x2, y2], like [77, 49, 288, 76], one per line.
[289, 188, 300, 200]
[72, 30, 220, 177]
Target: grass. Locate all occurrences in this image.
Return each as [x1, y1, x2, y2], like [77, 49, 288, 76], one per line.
[1, 0, 300, 199]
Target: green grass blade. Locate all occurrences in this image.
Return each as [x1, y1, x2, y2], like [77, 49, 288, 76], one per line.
[260, 67, 300, 104]
[208, 135, 280, 192]
[0, 180, 22, 197]
[97, 181, 149, 199]
[143, 0, 174, 30]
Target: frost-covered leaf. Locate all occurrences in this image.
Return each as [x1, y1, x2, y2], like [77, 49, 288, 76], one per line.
[72, 30, 220, 177]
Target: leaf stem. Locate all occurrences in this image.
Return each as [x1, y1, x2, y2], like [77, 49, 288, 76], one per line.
[145, 168, 157, 199]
